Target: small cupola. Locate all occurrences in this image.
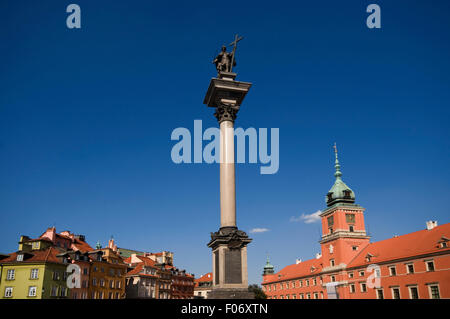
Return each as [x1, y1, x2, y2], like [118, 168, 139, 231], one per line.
[325, 144, 356, 207]
[263, 255, 274, 275]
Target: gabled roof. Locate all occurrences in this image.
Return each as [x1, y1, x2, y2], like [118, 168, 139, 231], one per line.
[126, 261, 158, 278]
[72, 239, 93, 253]
[56, 233, 72, 240]
[126, 263, 144, 276]
[0, 247, 65, 264]
[347, 223, 450, 268]
[124, 255, 157, 267]
[138, 256, 157, 267]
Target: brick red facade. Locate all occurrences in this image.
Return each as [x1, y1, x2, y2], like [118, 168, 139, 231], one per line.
[262, 152, 450, 299]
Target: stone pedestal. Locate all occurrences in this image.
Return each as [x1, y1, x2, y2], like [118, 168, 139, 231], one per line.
[208, 288, 254, 299]
[207, 227, 254, 299]
[204, 71, 253, 299]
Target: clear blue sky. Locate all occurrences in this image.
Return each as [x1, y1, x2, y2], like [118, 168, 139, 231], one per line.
[0, 0, 449, 285]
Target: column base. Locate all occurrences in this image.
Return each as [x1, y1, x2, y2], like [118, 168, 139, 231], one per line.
[208, 227, 252, 291]
[207, 288, 255, 299]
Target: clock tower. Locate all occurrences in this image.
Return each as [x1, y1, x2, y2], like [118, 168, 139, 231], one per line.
[319, 145, 370, 271]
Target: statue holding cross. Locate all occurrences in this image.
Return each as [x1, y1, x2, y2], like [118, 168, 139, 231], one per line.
[212, 34, 243, 74]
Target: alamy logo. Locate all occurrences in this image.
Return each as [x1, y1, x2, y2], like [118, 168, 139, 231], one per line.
[170, 120, 279, 174]
[66, 264, 81, 288]
[366, 264, 381, 289]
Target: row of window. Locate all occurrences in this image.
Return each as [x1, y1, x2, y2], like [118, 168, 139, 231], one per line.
[268, 284, 441, 299]
[264, 277, 322, 292]
[270, 291, 324, 299]
[326, 213, 356, 233]
[4, 286, 38, 298]
[91, 291, 121, 299]
[348, 260, 436, 279]
[172, 279, 195, 285]
[159, 283, 171, 290]
[91, 278, 122, 289]
[364, 284, 440, 299]
[92, 266, 122, 276]
[6, 269, 39, 281]
[265, 259, 438, 294]
[6, 269, 68, 281]
[4, 285, 68, 298]
[5, 267, 126, 283]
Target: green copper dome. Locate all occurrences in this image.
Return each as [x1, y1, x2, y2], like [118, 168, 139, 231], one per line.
[263, 256, 274, 275]
[325, 144, 355, 207]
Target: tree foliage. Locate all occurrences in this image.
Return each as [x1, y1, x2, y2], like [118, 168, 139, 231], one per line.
[248, 284, 267, 299]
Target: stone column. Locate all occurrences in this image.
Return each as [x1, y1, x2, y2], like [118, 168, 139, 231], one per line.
[204, 71, 254, 299]
[218, 106, 237, 228]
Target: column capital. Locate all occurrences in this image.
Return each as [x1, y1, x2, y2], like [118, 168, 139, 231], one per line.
[214, 103, 239, 123]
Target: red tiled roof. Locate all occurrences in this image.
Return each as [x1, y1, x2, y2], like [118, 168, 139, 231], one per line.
[126, 263, 144, 276]
[0, 247, 65, 264]
[195, 272, 213, 283]
[263, 257, 324, 284]
[72, 239, 93, 253]
[347, 223, 450, 268]
[124, 255, 157, 276]
[137, 255, 156, 267]
[56, 233, 72, 240]
[126, 263, 158, 278]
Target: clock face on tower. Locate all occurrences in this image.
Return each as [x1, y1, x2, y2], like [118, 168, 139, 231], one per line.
[327, 216, 334, 227]
[346, 214, 355, 224]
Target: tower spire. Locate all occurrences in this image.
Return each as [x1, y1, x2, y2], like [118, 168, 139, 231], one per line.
[333, 142, 342, 180]
[326, 144, 355, 206]
[263, 253, 274, 275]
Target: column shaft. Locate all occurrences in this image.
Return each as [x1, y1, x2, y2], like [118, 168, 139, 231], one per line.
[219, 120, 236, 228]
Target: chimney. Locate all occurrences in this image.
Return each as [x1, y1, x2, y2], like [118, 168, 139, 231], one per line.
[130, 253, 141, 265]
[426, 220, 438, 230]
[296, 259, 302, 264]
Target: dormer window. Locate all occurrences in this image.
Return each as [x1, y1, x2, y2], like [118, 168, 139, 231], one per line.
[327, 193, 333, 202]
[16, 254, 24, 262]
[343, 190, 351, 199]
[438, 237, 449, 248]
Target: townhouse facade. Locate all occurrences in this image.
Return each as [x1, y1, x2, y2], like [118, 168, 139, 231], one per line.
[0, 238, 69, 299]
[124, 253, 194, 299]
[194, 272, 213, 299]
[88, 239, 127, 299]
